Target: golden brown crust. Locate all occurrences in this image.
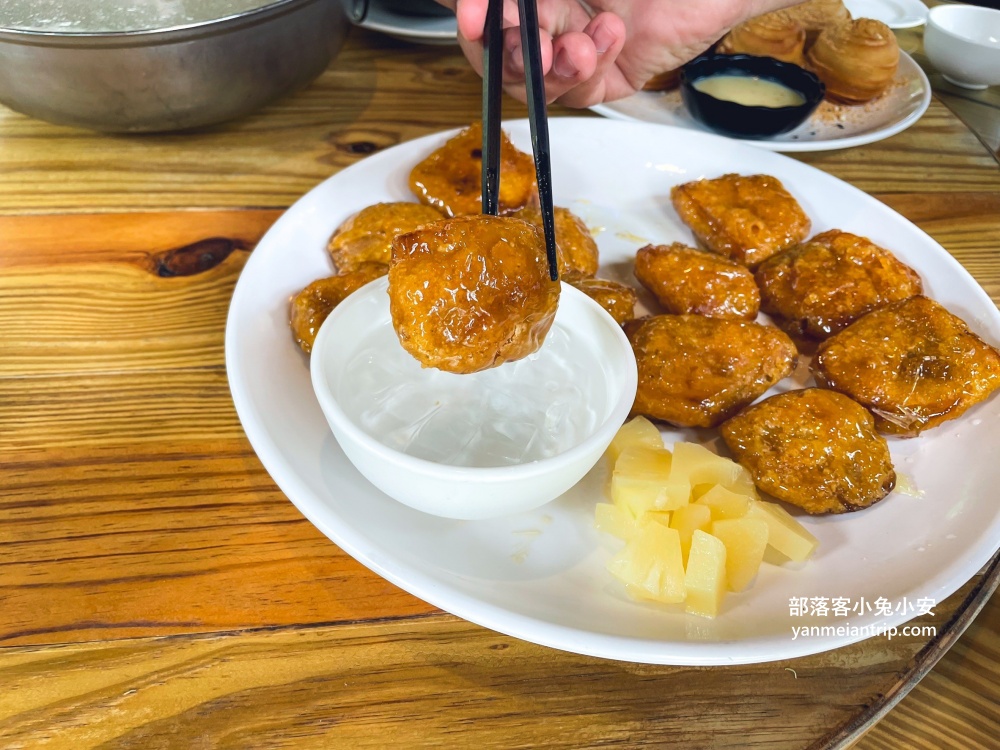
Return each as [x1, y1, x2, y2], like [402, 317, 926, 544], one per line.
[388, 215, 560, 374]
[755, 229, 923, 339]
[626, 314, 798, 428]
[634, 242, 760, 320]
[720, 388, 895, 515]
[779, 0, 851, 47]
[806, 18, 899, 103]
[327, 202, 445, 273]
[513, 205, 599, 278]
[717, 12, 806, 66]
[290, 262, 388, 354]
[813, 296, 1000, 436]
[670, 173, 811, 268]
[642, 69, 681, 92]
[408, 123, 537, 218]
[566, 277, 637, 326]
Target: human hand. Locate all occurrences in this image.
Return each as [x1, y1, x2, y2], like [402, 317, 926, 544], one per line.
[435, 0, 798, 107]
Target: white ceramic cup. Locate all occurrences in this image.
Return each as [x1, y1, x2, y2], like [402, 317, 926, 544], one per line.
[924, 4, 1000, 90]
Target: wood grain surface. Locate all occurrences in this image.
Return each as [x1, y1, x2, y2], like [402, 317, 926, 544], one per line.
[1, 24, 998, 750]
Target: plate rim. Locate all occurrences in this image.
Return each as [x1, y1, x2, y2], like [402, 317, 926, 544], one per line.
[226, 117, 1000, 665]
[591, 51, 931, 153]
[844, 0, 930, 28]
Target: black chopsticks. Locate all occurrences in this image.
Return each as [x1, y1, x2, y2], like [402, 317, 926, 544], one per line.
[481, 0, 559, 281]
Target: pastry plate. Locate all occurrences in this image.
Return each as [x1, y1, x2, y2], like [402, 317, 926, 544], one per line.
[591, 52, 931, 152]
[226, 118, 1000, 665]
[358, 0, 457, 45]
[844, 0, 930, 28]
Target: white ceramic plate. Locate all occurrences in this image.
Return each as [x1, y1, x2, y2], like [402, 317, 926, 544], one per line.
[592, 52, 930, 153]
[358, 0, 457, 45]
[845, 0, 930, 28]
[226, 118, 1000, 665]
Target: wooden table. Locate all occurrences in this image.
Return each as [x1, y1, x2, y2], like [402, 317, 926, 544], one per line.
[2, 24, 999, 750]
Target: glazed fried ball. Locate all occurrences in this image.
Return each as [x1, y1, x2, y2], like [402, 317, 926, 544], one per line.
[290, 262, 387, 354]
[813, 296, 1000, 436]
[389, 215, 560, 374]
[634, 242, 760, 320]
[625, 315, 798, 428]
[408, 122, 537, 218]
[755, 229, 922, 340]
[327, 202, 444, 273]
[720, 388, 895, 515]
[513, 205, 600, 277]
[670, 174, 811, 267]
[567, 277, 637, 326]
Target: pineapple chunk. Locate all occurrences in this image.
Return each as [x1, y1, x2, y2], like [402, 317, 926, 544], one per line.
[644, 510, 673, 527]
[611, 445, 677, 516]
[695, 484, 751, 520]
[607, 416, 663, 464]
[595, 503, 639, 540]
[712, 519, 769, 592]
[746, 500, 819, 562]
[669, 503, 712, 565]
[607, 520, 686, 603]
[684, 530, 727, 618]
[664, 442, 757, 507]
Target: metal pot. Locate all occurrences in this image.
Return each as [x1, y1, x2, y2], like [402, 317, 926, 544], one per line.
[0, 0, 365, 132]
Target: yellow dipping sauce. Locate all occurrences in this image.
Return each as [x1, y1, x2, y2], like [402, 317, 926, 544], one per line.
[693, 75, 805, 108]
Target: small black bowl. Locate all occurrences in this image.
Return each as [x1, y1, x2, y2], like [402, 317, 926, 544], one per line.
[680, 54, 825, 139]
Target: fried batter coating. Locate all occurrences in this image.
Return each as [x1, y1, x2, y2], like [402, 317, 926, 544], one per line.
[327, 202, 444, 273]
[720, 388, 895, 515]
[409, 123, 537, 217]
[813, 296, 1000, 436]
[290, 262, 387, 354]
[670, 174, 811, 267]
[567, 277, 637, 326]
[756, 229, 922, 339]
[513, 205, 599, 277]
[634, 242, 760, 320]
[389, 215, 560, 374]
[625, 315, 798, 428]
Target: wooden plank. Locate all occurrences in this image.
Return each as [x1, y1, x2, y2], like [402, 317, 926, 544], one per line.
[0, 604, 969, 750]
[1, 435, 436, 646]
[0, 33, 997, 218]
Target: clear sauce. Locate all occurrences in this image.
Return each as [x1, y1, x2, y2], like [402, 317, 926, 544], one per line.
[338, 323, 606, 468]
[0, 0, 275, 33]
[693, 75, 805, 108]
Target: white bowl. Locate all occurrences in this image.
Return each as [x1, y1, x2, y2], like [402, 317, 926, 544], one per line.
[924, 4, 1000, 89]
[310, 277, 638, 520]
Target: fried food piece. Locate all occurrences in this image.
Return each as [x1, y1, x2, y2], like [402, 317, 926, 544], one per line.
[670, 174, 811, 268]
[807, 18, 899, 103]
[513, 205, 599, 277]
[813, 296, 1000, 436]
[720, 388, 895, 515]
[567, 277, 637, 326]
[327, 202, 444, 273]
[634, 242, 760, 320]
[290, 262, 387, 354]
[389, 215, 560, 374]
[408, 122, 537, 217]
[625, 315, 797, 428]
[756, 229, 922, 340]
[642, 69, 681, 91]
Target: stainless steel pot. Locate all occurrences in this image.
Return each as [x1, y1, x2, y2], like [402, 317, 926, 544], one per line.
[0, 0, 365, 132]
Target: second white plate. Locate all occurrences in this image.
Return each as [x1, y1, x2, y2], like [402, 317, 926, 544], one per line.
[592, 52, 930, 152]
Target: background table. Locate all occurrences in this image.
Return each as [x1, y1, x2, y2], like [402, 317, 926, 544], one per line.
[1, 22, 998, 749]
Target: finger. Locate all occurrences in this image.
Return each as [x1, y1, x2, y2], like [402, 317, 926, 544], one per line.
[501, 24, 554, 83]
[553, 12, 628, 108]
[455, 0, 519, 42]
[454, 0, 488, 42]
[539, 31, 599, 103]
